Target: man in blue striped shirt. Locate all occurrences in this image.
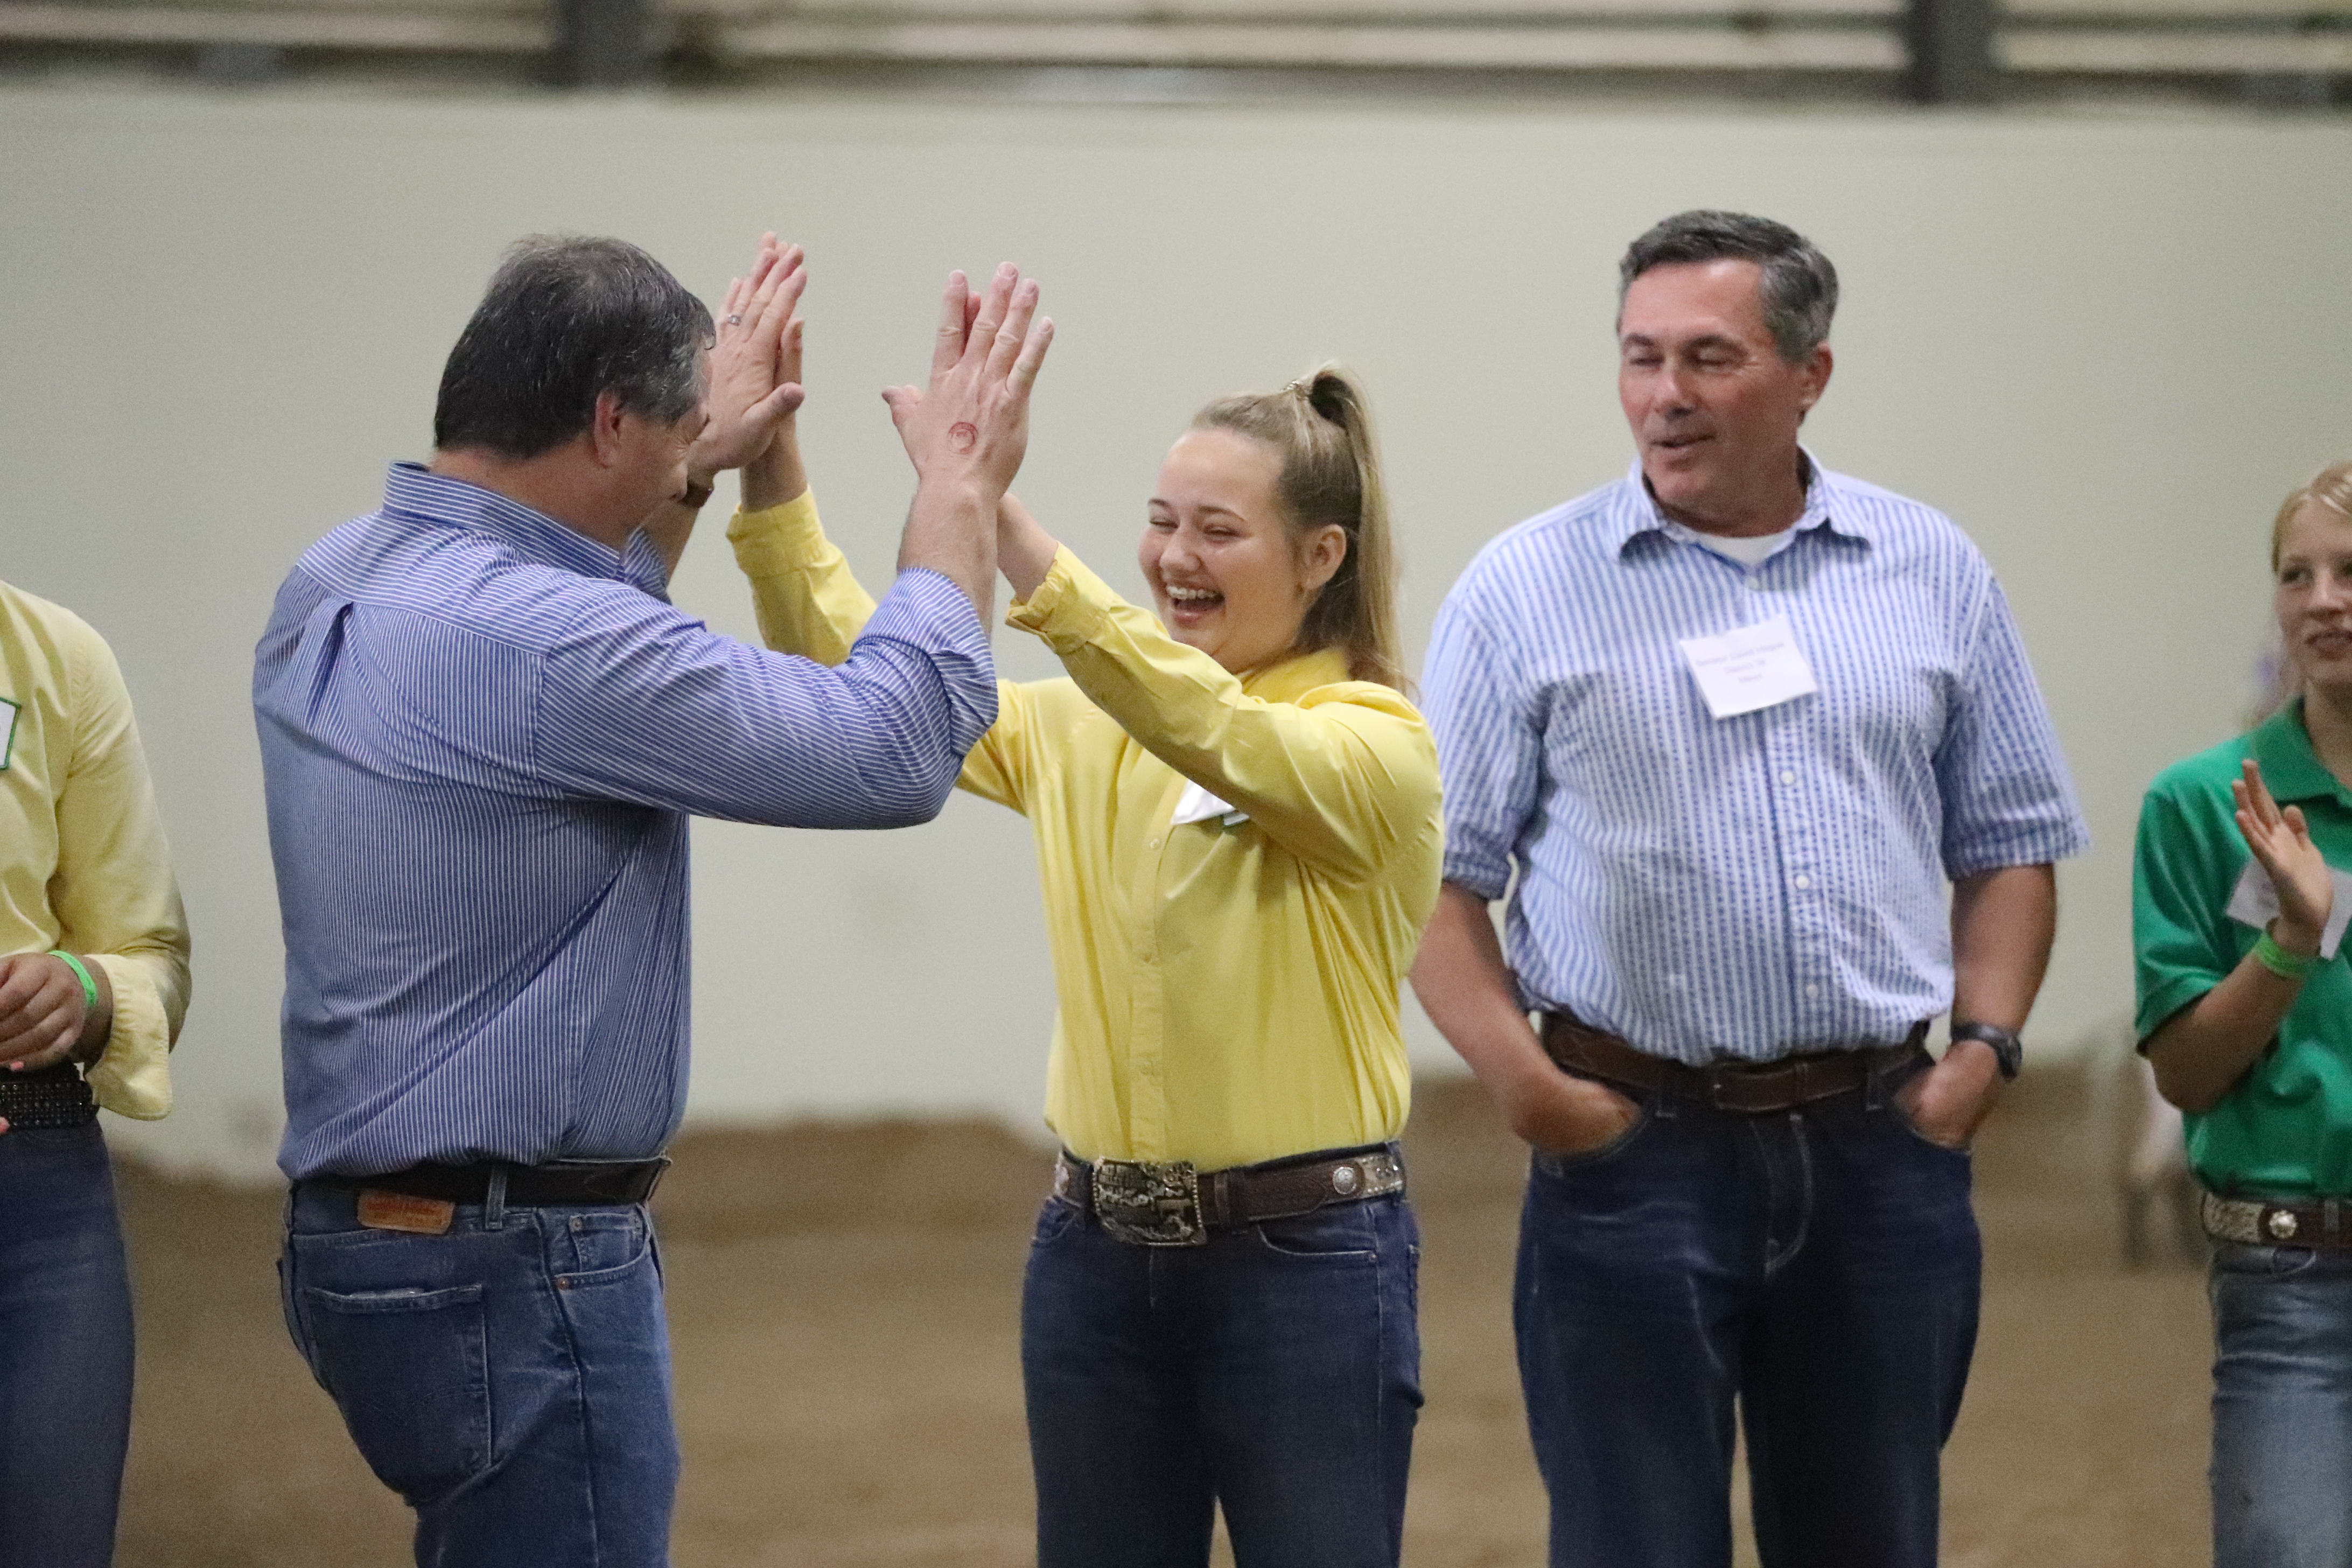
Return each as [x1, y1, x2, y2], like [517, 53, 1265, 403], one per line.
[257, 236, 1051, 1567]
[1414, 211, 2088, 1568]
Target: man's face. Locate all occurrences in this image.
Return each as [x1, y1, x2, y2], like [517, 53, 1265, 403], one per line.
[610, 353, 710, 521]
[1616, 259, 1830, 534]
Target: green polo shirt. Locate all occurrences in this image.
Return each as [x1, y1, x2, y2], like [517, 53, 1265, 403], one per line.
[2135, 701, 2352, 1195]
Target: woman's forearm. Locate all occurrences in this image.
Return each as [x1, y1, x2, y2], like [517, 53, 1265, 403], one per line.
[2145, 947, 2310, 1113]
[742, 426, 809, 512]
[997, 494, 1058, 601]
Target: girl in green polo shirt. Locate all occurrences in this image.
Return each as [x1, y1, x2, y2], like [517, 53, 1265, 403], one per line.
[2134, 458, 2352, 1567]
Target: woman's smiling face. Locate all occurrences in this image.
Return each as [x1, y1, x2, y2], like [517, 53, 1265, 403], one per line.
[1138, 427, 1343, 675]
[2279, 498, 2352, 695]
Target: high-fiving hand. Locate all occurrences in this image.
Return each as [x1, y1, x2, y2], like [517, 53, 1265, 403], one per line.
[882, 263, 1053, 496]
[690, 233, 809, 481]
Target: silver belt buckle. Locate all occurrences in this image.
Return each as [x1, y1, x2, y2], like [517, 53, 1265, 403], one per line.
[1091, 1158, 1208, 1247]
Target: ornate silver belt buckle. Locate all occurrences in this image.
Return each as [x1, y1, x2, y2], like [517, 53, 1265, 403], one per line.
[1091, 1159, 1207, 1247]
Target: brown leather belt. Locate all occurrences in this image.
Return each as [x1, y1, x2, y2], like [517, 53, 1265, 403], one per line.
[2202, 1191, 2352, 1248]
[315, 1157, 669, 1207]
[0, 1062, 97, 1129]
[1055, 1143, 1405, 1247]
[1541, 1013, 1928, 1115]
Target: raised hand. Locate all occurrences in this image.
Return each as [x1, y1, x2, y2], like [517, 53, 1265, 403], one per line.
[2235, 757, 2334, 953]
[881, 263, 1053, 496]
[690, 233, 809, 479]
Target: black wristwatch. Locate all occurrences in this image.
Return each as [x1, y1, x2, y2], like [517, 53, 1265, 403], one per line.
[1949, 1021, 2024, 1081]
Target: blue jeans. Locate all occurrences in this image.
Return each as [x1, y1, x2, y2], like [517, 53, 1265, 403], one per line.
[1021, 1186, 1423, 1568]
[279, 1181, 678, 1567]
[1515, 1065, 1980, 1568]
[2210, 1240, 2352, 1567]
[0, 1124, 135, 1568]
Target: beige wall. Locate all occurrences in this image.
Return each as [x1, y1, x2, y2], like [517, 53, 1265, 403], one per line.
[4, 85, 2348, 1178]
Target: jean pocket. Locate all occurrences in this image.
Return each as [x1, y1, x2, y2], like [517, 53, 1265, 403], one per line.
[2212, 1242, 2323, 1279]
[1252, 1204, 1380, 1262]
[1031, 1196, 1083, 1247]
[1531, 1102, 1653, 1177]
[553, 1222, 657, 1292]
[299, 1282, 491, 1504]
[1888, 1098, 1973, 1157]
[555, 1207, 649, 1280]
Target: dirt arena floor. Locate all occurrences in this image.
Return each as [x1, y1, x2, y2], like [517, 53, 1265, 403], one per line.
[112, 1065, 2211, 1567]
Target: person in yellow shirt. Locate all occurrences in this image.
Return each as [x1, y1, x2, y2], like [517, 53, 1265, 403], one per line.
[0, 576, 190, 1567]
[724, 248, 1441, 1568]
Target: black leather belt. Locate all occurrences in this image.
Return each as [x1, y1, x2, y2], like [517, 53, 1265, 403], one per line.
[317, 1157, 669, 1207]
[1054, 1143, 1405, 1247]
[0, 1062, 97, 1129]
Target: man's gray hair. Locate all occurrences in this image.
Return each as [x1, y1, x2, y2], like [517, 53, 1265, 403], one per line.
[1618, 211, 1839, 363]
[434, 235, 713, 460]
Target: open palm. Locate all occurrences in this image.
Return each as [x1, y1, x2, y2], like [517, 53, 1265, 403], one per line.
[2235, 758, 2334, 947]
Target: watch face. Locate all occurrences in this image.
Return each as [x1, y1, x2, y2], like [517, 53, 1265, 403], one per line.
[1956, 1025, 2024, 1078]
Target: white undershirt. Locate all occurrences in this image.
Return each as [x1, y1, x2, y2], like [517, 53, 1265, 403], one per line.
[1686, 523, 1797, 568]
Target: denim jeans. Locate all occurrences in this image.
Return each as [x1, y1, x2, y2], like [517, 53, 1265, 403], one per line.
[279, 1180, 678, 1568]
[1515, 1065, 1980, 1568]
[1021, 1186, 1422, 1568]
[0, 1123, 135, 1568]
[2210, 1240, 2352, 1567]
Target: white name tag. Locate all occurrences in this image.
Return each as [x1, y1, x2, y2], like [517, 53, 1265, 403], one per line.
[1676, 614, 1819, 719]
[2224, 857, 2352, 960]
[1172, 779, 1249, 828]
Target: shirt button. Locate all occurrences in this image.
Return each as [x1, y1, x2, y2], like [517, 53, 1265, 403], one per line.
[1804, 984, 1822, 998]
[1793, 874, 1812, 890]
[1148, 837, 1161, 849]
[1780, 771, 1797, 785]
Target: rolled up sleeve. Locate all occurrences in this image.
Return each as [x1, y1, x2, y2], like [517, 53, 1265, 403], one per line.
[1422, 586, 1535, 902]
[1934, 578, 2090, 877]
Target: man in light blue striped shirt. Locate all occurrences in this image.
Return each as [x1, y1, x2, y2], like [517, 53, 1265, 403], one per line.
[258, 236, 1051, 1567]
[1414, 212, 2087, 1568]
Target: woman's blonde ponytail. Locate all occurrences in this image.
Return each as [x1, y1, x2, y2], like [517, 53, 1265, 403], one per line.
[1191, 364, 1405, 691]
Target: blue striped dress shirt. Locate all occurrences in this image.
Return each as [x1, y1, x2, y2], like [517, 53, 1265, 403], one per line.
[256, 464, 996, 1179]
[1423, 459, 2089, 1065]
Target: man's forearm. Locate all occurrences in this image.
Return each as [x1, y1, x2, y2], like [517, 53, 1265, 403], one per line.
[1412, 884, 1551, 1094]
[1949, 863, 2057, 1030]
[900, 479, 997, 627]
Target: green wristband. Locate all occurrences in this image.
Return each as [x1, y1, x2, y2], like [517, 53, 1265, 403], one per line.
[2253, 930, 2321, 982]
[46, 950, 99, 1014]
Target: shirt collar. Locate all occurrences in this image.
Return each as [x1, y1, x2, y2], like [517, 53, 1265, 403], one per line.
[2251, 699, 2352, 808]
[1240, 646, 1356, 704]
[382, 462, 630, 582]
[1608, 448, 1867, 558]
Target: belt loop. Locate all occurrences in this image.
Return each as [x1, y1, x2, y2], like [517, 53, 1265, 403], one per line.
[1862, 1054, 1889, 1112]
[1653, 1084, 1677, 1119]
[484, 1164, 509, 1231]
[2330, 1198, 2343, 1244]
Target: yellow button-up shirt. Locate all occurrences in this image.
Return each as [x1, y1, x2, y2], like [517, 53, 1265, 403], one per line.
[729, 495, 1443, 1170]
[1, 579, 190, 1118]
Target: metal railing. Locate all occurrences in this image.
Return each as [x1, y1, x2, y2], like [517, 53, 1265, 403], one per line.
[1, 0, 2346, 102]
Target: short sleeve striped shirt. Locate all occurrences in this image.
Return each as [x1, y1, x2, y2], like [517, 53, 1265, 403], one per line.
[1422, 458, 2089, 1064]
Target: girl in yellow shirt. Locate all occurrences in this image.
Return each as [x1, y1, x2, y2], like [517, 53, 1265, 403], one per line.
[0, 578, 188, 1567]
[725, 251, 1441, 1568]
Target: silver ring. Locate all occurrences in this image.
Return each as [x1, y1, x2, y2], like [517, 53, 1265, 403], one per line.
[723, 313, 744, 326]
